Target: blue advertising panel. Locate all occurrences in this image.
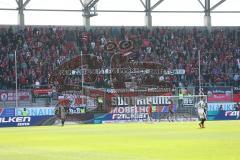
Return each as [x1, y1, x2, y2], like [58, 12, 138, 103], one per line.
[15, 107, 87, 117]
[94, 105, 176, 123]
[94, 113, 153, 123]
[0, 116, 56, 127]
[208, 111, 240, 120]
[0, 105, 96, 127]
[15, 107, 55, 116]
[0, 108, 15, 117]
[207, 103, 236, 111]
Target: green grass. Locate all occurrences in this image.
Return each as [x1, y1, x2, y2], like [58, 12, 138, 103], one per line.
[0, 121, 240, 160]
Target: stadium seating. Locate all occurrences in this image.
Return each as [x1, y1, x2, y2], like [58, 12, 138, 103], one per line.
[0, 26, 239, 90]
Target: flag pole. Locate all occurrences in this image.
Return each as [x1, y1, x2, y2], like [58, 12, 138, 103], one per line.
[15, 47, 18, 108]
[198, 50, 202, 95]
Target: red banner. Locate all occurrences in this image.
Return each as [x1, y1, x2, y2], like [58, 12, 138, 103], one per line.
[59, 95, 87, 105]
[207, 87, 233, 102]
[207, 94, 232, 102]
[32, 89, 52, 95]
[233, 87, 240, 102]
[0, 90, 30, 101]
[32, 89, 52, 98]
[233, 94, 240, 102]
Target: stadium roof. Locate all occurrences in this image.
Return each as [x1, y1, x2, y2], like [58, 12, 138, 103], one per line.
[0, 0, 239, 27]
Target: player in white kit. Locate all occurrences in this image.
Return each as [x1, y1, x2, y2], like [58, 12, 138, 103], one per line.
[197, 97, 207, 128]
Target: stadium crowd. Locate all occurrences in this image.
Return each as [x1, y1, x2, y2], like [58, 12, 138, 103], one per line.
[0, 26, 239, 90]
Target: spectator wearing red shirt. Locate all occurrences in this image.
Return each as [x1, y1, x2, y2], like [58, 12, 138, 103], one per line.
[148, 102, 153, 122]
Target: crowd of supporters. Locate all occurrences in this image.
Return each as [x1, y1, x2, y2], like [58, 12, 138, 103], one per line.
[0, 26, 239, 90]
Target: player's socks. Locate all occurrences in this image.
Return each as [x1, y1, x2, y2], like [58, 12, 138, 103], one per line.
[199, 123, 202, 128]
[202, 121, 205, 128]
[201, 121, 205, 128]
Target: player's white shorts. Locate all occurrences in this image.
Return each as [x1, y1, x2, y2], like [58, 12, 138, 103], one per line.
[198, 108, 206, 119]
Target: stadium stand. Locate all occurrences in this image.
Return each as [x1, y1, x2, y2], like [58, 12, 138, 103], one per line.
[0, 26, 239, 90]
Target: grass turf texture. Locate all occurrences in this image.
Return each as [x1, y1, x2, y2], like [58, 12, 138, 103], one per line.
[0, 121, 239, 160]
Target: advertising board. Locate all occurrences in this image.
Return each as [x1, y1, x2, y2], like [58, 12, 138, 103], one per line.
[207, 87, 233, 102]
[208, 111, 240, 120]
[0, 108, 15, 117]
[0, 90, 30, 101]
[94, 105, 176, 123]
[0, 116, 55, 127]
[15, 107, 55, 117]
[207, 103, 236, 111]
[233, 87, 240, 102]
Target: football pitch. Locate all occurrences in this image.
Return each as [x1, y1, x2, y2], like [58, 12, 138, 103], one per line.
[0, 121, 239, 160]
